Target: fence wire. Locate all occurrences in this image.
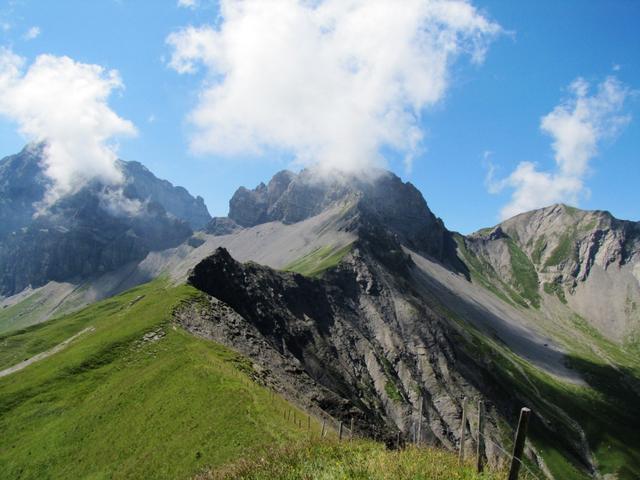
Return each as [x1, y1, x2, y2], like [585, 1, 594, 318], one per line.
[476, 430, 544, 480]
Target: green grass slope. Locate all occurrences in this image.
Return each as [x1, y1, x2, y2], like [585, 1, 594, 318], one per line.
[284, 243, 353, 277]
[0, 280, 322, 479]
[0, 291, 49, 335]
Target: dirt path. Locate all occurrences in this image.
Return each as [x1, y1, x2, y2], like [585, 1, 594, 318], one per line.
[0, 326, 95, 378]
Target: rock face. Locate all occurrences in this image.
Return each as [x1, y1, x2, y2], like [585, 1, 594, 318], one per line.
[118, 160, 211, 230]
[204, 216, 241, 236]
[463, 204, 640, 341]
[182, 246, 500, 448]
[0, 145, 210, 296]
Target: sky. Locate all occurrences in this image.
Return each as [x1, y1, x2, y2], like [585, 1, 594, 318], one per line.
[0, 0, 638, 233]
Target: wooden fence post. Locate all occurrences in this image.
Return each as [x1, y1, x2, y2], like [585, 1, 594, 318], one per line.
[338, 421, 343, 441]
[350, 417, 354, 442]
[476, 400, 485, 473]
[508, 407, 532, 480]
[458, 396, 468, 464]
[417, 397, 423, 446]
[396, 431, 401, 449]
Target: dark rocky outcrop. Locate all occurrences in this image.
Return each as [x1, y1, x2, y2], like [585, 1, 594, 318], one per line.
[181, 246, 533, 458]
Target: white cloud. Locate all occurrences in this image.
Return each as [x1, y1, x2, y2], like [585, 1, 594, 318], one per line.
[491, 76, 630, 219]
[23, 26, 40, 40]
[0, 48, 137, 206]
[177, 0, 198, 8]
[167, 0, 500, 174]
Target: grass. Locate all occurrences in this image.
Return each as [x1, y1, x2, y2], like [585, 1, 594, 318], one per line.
[454, 234, 537, 309]
[531, 235, 547, 265]
[198, 440, 521, 480]
[543, 281, 567, 304]
[0, 280, 324, 479]
[284, 243, 353, 277]
[384, 381, 403, 403]
[544, 231, 576, 267]
[506, 239, 540, 308]
[0, 291, 47, 335]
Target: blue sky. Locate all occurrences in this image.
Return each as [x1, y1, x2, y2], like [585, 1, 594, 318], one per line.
[0, 0, 638, 233]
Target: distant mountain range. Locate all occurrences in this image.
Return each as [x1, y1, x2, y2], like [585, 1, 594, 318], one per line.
[0, 145, 210, 297]
[1, 145, 639, 479]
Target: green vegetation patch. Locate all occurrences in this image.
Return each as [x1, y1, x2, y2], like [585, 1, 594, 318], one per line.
[543, 281, 567, 304]
[0, 280, 320, 480]
[506, 239, 540, 308]
[200, 440, 518, 480]
[384, 380, 403, 403]
[545, 231, 577, 267]
[531, 235, 547, 265]
[284, 243, 353, 277]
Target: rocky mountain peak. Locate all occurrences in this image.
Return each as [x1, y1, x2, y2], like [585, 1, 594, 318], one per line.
[225, 168, 456, 263]
[0, 145, 211, 296]
[463, 203, 640, 340]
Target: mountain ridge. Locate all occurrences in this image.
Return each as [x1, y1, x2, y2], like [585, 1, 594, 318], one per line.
[1, 147, 640, 478]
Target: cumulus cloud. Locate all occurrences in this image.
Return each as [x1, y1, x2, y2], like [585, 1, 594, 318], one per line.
[23, 26, 40, 40]
[167, 0, 500, 173]
[491, 76, 630, 219]
[0, 48, 137, 205]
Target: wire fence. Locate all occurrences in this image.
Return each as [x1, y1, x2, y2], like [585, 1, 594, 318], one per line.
[269, 379, 546, 480]
[476, 430, 544, 480]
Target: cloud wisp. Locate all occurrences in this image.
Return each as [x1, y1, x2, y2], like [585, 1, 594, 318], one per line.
[490, 76, 630, 219]
[23, 26, 40, 40]
[0, 48, 137, 206]
[177, 0, 198, 8]
[167, 0, 500, 174]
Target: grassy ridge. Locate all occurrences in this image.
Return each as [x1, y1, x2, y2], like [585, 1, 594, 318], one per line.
[0, 280, 320, 479]
[0, 278, 520, 480]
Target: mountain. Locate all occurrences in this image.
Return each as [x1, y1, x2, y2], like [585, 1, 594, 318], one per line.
[0, 145, 210, 298]
[223, 168, 458, 263]
[462, 204, 640, 344]
[184, 170, 640, 479]
[1, 159, 639, 479]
